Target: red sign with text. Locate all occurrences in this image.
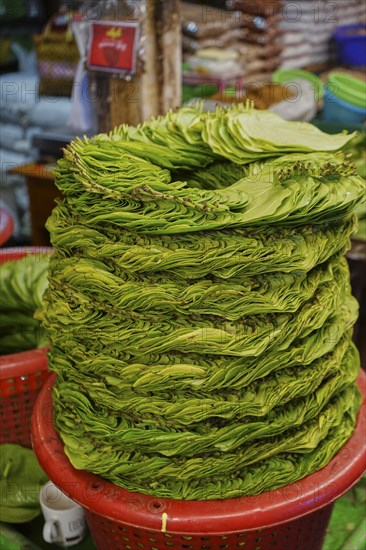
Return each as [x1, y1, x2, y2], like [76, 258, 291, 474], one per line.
[88, 21, 139, 74]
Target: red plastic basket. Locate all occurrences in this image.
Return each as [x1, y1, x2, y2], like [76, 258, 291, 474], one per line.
[0, 207, 14, 246]
[0, 247, 52, 447]
[32, 372, 366, 550]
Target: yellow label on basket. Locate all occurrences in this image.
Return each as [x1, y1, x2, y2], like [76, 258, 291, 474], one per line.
[161, 512, 168, 533]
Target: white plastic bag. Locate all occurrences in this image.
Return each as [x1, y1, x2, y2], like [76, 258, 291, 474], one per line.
[68, 21, 96, 133]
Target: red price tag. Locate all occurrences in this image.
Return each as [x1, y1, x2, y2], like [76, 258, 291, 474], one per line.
[88, 21, 139, 74]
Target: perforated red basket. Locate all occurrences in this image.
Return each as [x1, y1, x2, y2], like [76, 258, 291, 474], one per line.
[32, 372, 366, 550]
[0, 247, 51, 447]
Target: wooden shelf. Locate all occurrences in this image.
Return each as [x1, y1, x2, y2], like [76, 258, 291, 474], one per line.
[9, 163, 61, 246]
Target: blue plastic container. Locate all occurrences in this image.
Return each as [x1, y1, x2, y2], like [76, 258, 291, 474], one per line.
[333, 25, 366, 67]
[323, 88, 366, 124]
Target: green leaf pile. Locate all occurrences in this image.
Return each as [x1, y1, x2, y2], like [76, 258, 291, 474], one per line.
[0, 254, 50, 354]
[0, 444, 48, 523]
[40, 103, 365, 500]
[345, 131, 366, 241]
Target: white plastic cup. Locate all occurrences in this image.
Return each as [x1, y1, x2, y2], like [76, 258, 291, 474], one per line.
[39, 481, 86, 547]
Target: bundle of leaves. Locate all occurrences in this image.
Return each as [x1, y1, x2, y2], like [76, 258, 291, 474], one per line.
[0, 254, 50, 354]
[345, 131, 366, 241]
[40, 104, 365, 500]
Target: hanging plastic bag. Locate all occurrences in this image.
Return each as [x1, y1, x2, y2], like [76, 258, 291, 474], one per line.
[68, 21, 96, 133]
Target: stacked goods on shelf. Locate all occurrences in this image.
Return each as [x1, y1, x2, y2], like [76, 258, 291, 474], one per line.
[181, 2, 243, 54]
[39, 104, 365, 500]
[235, 18, 283, 83]
[226, 0, 365, 71]
[181, 1, 244, 93]
[184, 48, 244, 81]
[181, 2, 282, 86]
[278, 0, 365, 70]
[225, 0, 283, 82]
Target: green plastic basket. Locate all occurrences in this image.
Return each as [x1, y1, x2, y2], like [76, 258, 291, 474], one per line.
[328, 72, 366, 109]
[272, 69, 324, 102]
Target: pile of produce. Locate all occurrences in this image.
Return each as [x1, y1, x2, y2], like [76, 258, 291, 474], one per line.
[40, 104, 365, 500]
[0, 255, 49, 354]
[345, 131, 366, 241]
[0, 444, 48, 522]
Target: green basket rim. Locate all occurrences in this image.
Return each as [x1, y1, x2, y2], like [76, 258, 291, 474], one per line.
[328, 72, 366, 108]
[272, 69, 324, 101]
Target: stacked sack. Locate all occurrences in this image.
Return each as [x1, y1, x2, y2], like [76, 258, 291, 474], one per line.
[182, 1, 282, 84]
[181, 2, 243, 54]
[225, 0, 283, 82]
[279, 0, 365, 69]
[39, 104, 365, 500]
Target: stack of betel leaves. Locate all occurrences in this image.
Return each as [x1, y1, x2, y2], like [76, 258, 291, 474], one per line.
[0, 254, 50, 355]
[39, 103, 365, 500]
[345, 131, 366, 241]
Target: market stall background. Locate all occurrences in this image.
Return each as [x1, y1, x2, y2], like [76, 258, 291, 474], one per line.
[0, 1, 365, 549]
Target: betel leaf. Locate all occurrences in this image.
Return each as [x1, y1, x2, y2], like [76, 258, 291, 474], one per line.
[0, 255, 50, 354]
[0, 444, 48, 523]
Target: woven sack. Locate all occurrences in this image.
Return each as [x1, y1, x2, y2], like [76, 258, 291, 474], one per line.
[34, 22, 79, 97]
